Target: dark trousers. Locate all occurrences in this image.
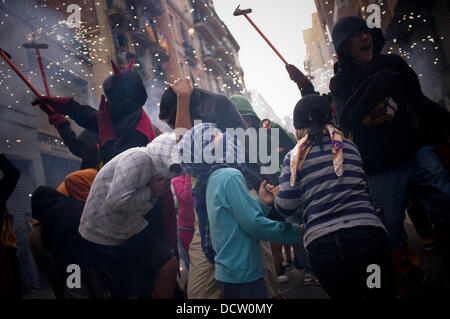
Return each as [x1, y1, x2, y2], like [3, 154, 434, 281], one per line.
[0, 244, 22, 298]
[218, 278, 268, 299]
[69, 226, 174, 298]
[307, 226, 395, 299]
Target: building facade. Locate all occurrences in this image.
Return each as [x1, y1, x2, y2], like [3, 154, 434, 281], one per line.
[303, 12, 335, 94]
[0, 0, 248, 207]
[0, 0, 247, 294]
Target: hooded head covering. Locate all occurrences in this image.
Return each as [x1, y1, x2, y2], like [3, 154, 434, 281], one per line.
[102, 60, 148, 124]
[31, 186, 85, 260]
[231, 95, 261, 128]
[177, 123, 245, 263]
[56, 168, 97, 202]
[159, 88, 247, 131]
[146, 132, 182, 178]
[31, 186, 71, 222]
[178, 123, 245, 179]
[332, 16, 385, 59]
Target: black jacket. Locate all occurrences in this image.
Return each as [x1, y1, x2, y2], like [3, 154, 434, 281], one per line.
[65, 99, 153, 165]
[31, 186, 84, 265]
[188, 88, 247, 131]
[0, 154, 20, 232]
[330, 27, 449, 174]
[56, 124, 99, 169]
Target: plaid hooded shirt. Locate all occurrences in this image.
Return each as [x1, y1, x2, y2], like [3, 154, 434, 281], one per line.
[79, 133, 180, 245]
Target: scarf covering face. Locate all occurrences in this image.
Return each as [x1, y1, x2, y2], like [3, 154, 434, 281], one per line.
[178, 123, 245, 263]
[290, 124, 344, 186]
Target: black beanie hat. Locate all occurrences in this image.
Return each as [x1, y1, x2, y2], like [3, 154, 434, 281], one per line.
[293, 95, 332, 137]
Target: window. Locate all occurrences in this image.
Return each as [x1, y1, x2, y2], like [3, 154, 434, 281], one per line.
[179, 22, 188, 42]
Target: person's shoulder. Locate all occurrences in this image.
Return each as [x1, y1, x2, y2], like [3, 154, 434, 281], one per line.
[329, 71, 345, 92]
[343, 136, 356, 147]
[210, 167, 242, 185]
[107, 146, 148, 167]
[199, 89, 233, 105]
[65, 168, 97, 183]
[378, 53, 409, 70]
[379, 53, 404, 63]
[214, 167, 242, 178]
[207, 168, 243, 194]
[197, 88, 225, 99]
[283, 150, 292, 163]
[343, 137, 362, 154]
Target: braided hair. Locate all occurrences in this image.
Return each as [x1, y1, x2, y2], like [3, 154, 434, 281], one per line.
[293, 94, 333, 148]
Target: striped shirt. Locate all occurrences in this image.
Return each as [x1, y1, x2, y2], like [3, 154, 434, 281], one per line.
[274, 135, 386, 248]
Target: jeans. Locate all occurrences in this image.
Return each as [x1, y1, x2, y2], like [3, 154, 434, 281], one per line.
[407, 149, 450, 222]
[367, 149, 450, 250]
[177, 231, 190, 271]
[307, 226, 395, 299]
[285, 215, 312, 272]
[218, 277, 269, 299]
[293, 242, 312, 272]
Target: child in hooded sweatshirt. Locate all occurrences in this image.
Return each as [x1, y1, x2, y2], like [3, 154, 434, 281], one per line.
[178, 123, 302, 299]
[72, 133, 181, 298]
[275, 95, 395, 299]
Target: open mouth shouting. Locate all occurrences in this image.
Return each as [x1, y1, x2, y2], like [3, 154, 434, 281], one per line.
[360, 42, 372, 53]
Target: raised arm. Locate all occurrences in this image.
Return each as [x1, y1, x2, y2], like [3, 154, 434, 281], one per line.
[32, 96, 99, 133]
[285, 64, 318, 97]
[169, 78, 194, 142]
[66, 99, 99, 133]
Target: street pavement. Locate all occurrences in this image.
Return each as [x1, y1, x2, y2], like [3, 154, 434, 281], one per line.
[278, 218, 450, 299]
[24, 218, 449, 299]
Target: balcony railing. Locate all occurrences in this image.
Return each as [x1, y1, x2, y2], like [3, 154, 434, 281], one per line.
[202, 48, 225, 75]
[214, 41, 234, 64]
[206, 13, 227, 37]
[130, 28, 156, 48]
[192, 0, 211, 18]
[183, 41, 198, 67]
[149, 42, 169, 63]
[194, 17, 220, 47]
[105, 6, 132, 31]
[141, 0, 163, 17]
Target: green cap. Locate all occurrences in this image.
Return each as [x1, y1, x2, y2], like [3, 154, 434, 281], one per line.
[230, 95, 258, 118]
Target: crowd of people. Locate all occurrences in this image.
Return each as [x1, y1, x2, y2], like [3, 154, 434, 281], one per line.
[1, 16, 449, 299]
